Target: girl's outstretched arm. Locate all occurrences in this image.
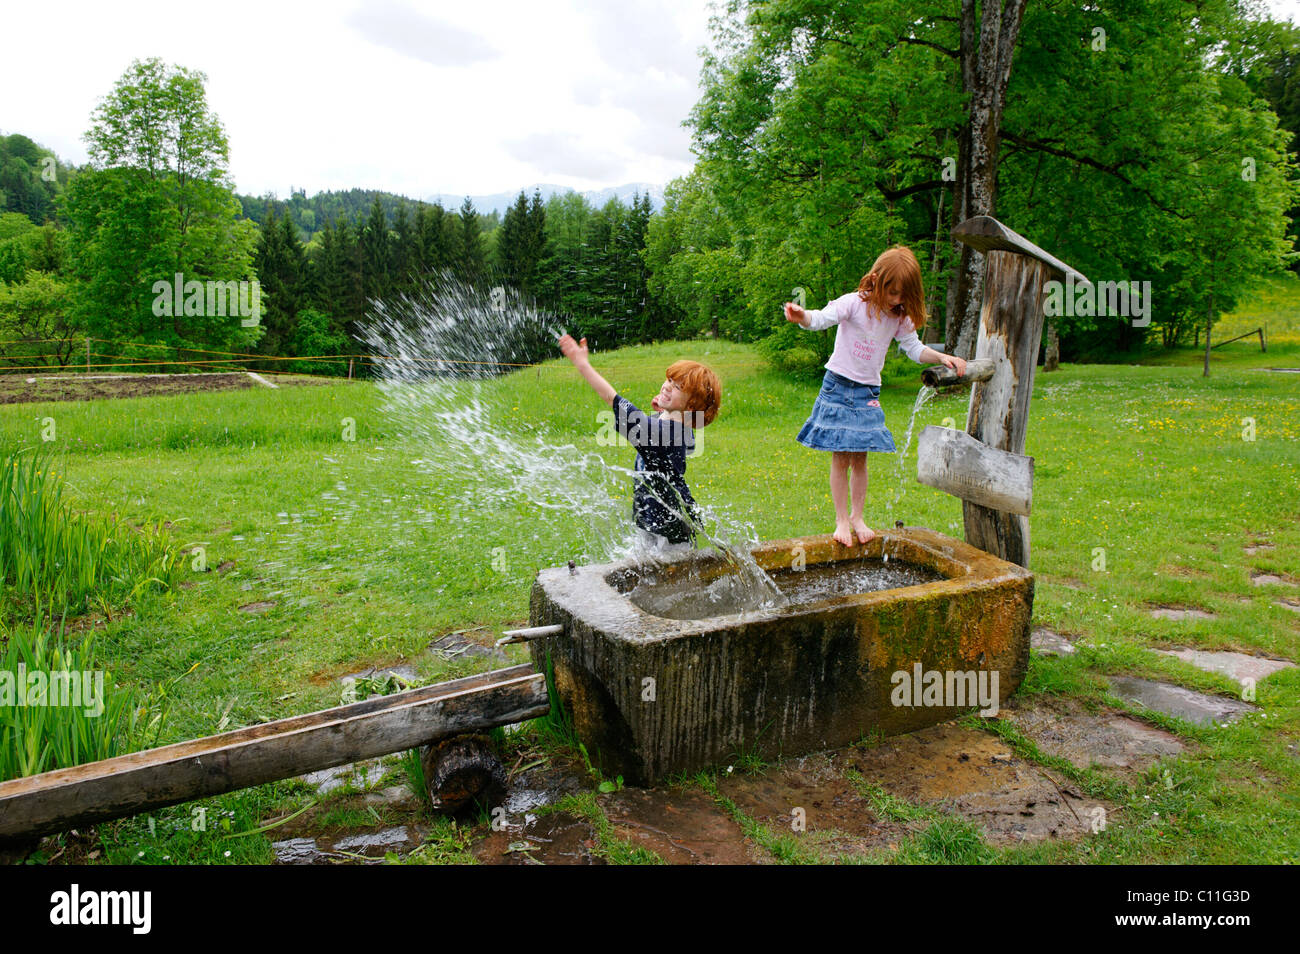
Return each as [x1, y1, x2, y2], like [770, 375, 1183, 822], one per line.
[919, 347, 966, 376]
[558, 334, 616, 407]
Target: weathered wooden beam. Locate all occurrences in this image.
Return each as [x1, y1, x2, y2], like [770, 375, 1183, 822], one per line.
[949, 216, 1085, 569]
[0, 664, 548, 843]
[950, 216, 1086, 284]
[917, 426, 1034, 515]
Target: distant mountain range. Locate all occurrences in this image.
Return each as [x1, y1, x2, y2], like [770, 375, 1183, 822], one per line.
[425, 183, 664, 216]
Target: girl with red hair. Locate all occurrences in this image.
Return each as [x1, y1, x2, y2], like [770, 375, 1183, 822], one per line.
[785, 245, 965, 547]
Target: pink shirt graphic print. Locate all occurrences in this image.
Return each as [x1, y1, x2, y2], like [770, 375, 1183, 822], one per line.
[801, 291, 927, 385]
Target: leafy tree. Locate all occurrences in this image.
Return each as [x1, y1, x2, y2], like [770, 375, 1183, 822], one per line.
[0, 134, 69, 225]
[0, 272, 78, 367]
[288, 307, 350, 376]
[63, 58, 259, 354]
[672, 0, 1297, 374]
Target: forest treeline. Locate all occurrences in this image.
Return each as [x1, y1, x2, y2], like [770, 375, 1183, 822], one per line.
[2, 2, 1299, 378]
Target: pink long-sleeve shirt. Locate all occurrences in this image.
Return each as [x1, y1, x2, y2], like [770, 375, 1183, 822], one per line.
[800, 292, 928, 385]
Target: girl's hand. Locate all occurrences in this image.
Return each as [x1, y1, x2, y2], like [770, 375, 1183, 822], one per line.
[558, 334, 589, 365]
[940, 354, 967, 377]
[784, 302, 807, 325]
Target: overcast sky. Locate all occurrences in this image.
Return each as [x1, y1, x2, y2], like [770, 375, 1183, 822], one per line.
[1, 0, 718, 199]
[2, 0, 1297, 201]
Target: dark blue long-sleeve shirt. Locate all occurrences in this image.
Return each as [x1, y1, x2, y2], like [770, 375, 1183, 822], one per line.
[611, 394, 698, 544]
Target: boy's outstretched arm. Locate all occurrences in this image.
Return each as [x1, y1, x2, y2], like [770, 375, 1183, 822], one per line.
[558, 334, 616, 406]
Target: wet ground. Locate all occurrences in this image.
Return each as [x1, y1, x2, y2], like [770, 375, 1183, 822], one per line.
[251, 613, 1295, 865]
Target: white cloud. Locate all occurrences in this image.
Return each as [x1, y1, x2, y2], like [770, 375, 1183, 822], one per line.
[0, 0, 716, 197]
[346, 0, 499, 67]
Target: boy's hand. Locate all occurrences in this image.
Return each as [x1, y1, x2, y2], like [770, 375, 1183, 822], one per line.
[558, 334, 589, 365]
[940, 354, 967, 376]
[784, 302, 807, 325]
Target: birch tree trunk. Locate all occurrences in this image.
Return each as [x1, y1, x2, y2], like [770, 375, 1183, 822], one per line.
[945, 0, 1028, 359]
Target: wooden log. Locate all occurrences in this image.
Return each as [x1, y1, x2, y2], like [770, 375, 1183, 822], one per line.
[956, 247, 1051, 568]
[921, 357, 997, 388]
[916, 426, 1034, 515]
[948, 217, 1086, 567]
[0, 664, 548, 843]
[422, 734, 507, 814]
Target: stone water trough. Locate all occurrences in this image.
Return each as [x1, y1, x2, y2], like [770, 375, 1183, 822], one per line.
[528, 528, 1033, 784]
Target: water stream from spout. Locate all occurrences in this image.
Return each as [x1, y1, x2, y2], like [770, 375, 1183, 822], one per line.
[884, 383, 940, 522]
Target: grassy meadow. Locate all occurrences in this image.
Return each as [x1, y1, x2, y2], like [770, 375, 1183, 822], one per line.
[1, 275, 1298, 864]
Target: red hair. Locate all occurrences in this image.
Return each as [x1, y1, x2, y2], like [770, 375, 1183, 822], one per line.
[666, 359, 722, 427]
[856, 245, 927, 331]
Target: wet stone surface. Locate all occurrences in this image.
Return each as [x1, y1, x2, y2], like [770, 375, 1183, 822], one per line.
[333, 826, 414, 856]
[848, 724, 1103, 844]
[1251, 573, 1296, 587]
[1107, 676, 1256, 725]
[300, 760, 391, 795]
[429, 629, 507, 662]
[1001, 697, 1184, 774]
[1155, 648, 1295, 684]
[471, 813, 604, 865]
[717, 752, 902, 849]
[1148, 606, 1216, 622]
[339, 665, 419, 687]
[601, 787, 761, 864]
[272, 826, 419, 864]
[1031, 626, 1077, 656]
[468, 758, 598, 864]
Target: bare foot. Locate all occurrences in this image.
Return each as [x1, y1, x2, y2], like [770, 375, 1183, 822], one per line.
[851, 518, 876, 545]
[833, 520, 855, 546]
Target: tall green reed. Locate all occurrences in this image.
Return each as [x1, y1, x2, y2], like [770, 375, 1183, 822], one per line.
[0, 446, 181, 620]
[0, 603, 170, 783]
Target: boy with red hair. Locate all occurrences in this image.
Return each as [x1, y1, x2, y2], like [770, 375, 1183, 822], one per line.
[558, 335, 721, 547]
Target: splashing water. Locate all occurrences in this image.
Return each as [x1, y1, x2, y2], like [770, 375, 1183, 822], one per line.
[885, 384, 940, 519]
[355, 273, 786, 615]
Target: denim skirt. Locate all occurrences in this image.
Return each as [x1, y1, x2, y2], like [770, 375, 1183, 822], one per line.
[796, 370, 897, 453]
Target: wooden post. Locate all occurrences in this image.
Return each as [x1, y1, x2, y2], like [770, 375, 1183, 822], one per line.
[945, 216, 1086, 569]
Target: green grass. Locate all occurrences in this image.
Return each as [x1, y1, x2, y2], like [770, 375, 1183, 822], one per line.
[1, 276, 1298, 863]
[1131, 272, 1300, 369]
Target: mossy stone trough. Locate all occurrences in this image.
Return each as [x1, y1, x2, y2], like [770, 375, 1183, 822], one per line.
[528, 528, 1033, 785]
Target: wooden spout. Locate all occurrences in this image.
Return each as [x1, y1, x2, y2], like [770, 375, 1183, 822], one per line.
[922, 358, 996, 388]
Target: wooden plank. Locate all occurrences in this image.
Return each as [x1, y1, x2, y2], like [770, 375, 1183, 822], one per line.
[0, 664, 548, 842]
[917, 426, 1034, 515]
[951, 216, 1086, 283]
